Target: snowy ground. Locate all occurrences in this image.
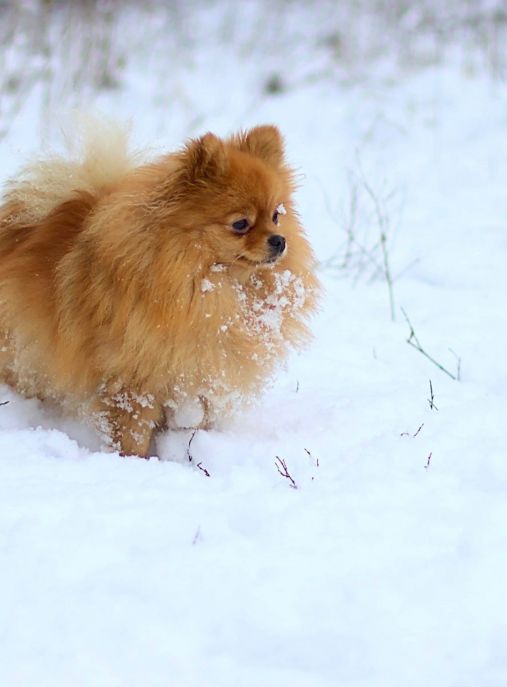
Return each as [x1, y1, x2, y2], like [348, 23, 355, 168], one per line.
[1, 4, 507, 686]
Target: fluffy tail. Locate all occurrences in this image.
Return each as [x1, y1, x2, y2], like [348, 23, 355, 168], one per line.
[3, 116, 136, 223]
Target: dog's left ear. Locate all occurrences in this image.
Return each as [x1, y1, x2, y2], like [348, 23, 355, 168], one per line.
[234, 125, 285, 167]
[183, 133, 228, 183]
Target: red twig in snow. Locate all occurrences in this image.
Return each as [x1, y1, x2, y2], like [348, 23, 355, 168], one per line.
[413, 423, 424, 437]
[401, 423, 424, 438]
[304, 447, 319, 467]
[275, 456, 297, 489]
[186, 429, 197, 463]
[185, 430, 210, 476]
[196, 461, 210, 477]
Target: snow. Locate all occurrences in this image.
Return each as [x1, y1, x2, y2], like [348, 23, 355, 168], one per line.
[200, 277, 215, 293]
[1, 3, 507, 686]
[210, 263, 226, 273]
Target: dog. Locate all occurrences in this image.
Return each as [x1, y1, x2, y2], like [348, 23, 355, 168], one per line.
[0, 120, 319, 456]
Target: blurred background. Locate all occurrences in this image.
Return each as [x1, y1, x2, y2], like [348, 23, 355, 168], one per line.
[1, 0, 507, 282]
[1, 0, 506, 142]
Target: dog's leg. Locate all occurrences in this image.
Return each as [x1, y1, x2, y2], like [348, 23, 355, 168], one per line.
[93, 390, 164, 458]
[0, 331, 12, 376]
[0, 331, 20, 391]
[165, 394, 214, 431]
[198, 395, 214, 430]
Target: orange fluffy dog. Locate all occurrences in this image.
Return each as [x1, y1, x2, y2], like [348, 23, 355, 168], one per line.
[0, 122, 319, 456]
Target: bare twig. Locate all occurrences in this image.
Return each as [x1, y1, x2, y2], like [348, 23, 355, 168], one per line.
[275, 456, 297, 489]
[413, 423, 424, 437]
[186, 429, 197, 463]
[380, 232, 395, 320]
[304, 448, 319, 482]
[400, 423, 424, 438]
[304, 447, 319, 467]
[186, 430, 210, 476]
[0, 401, 9, 407]
[342, 178, 358, 267]
[196, 462, 210, 477]
[357, 163, 397, 321]
[427, 380, 439, 411]
[424, 452, 432, 470]
[448, 348, 462, 381]
[401, 308, 458, 380]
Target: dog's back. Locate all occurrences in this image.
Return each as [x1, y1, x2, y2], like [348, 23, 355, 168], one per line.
[0, 118, 136, 397]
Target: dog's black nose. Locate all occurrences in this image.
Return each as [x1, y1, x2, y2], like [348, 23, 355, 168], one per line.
[267, 234, 286, 255]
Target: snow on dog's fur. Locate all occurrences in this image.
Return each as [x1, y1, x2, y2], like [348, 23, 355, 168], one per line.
[0, 120, 319, 456]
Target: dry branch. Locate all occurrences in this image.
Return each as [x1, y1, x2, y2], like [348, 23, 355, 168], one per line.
[196, 462, 210, 477]
[275, 456, 297, 489]
[186, 429, 197, 462]
[401, 308, 459, 381]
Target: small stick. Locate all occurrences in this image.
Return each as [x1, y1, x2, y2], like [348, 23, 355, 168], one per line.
[0, 400, 9, 406]
[401, 308, 457, 381]
[424, 452, 432, 470]
[427, 380, 439, 411]
[448, 348, 462, 381]
[400, 423, 424, 438]
[275, 456, 297, 489]
[304, 447, 319, 467]
[196, 462, 210, 477]
[186, 429, 197, 463]
[186, 430, 210, 476]
[358, 165, 396, 321]
[380, 232, 395, 321]
[413, 423, 424, 437]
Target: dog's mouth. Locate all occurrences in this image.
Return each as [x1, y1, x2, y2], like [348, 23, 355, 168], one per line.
[238, 252, 285, 267]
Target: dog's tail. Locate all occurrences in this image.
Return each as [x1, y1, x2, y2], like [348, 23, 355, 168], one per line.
[3, 115, 136, 223]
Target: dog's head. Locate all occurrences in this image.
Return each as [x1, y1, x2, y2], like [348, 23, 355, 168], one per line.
[165, 125, 297, 271]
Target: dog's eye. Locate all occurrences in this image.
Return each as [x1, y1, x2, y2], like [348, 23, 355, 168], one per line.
[272, 210, 279, 225]
[232, 219, 250, 234]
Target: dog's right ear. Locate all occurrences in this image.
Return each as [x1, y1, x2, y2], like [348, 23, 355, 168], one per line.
[233, 125, 285, 168]
[182, 133, 228, 183]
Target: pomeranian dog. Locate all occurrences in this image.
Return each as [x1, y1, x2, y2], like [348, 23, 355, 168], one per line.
[0, 120, 319, 457]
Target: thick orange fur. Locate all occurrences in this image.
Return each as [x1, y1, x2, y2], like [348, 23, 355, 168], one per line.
[0, 122, 319, 456]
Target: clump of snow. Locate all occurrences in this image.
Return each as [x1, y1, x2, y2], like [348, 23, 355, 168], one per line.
[171, 397, 205, 429]
[98, 389, 156, 413]
[210, 263, 227, 273]
[200, 278, 215, 293]
[241, 269, 306, 343]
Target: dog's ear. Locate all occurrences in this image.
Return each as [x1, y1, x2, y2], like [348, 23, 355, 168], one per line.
[183, 133, 228, 183]
[234, 125, 285, 167]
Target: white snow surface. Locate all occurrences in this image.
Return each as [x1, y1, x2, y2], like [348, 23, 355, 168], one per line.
[1, 6, 507, 687]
